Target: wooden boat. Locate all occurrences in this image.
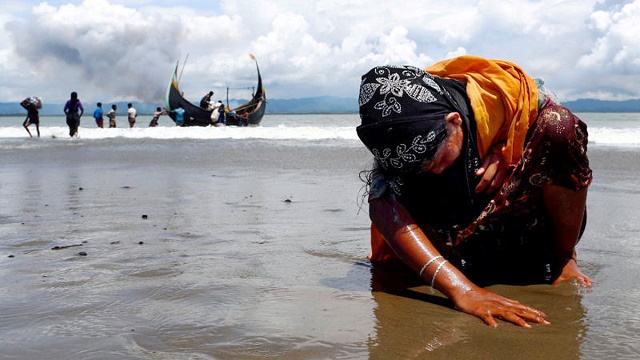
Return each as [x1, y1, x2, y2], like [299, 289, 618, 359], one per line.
[165, 55, 266, 127]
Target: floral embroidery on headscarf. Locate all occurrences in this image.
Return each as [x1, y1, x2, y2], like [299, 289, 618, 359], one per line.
[357, 65, 455, 174]
[358, 65, 442, 119]
[371, 131, 443, 171]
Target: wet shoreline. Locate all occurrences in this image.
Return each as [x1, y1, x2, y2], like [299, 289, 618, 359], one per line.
[1, 140, 638, 359]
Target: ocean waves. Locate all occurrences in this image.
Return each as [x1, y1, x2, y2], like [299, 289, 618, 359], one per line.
[0, 125, 360, 141]
[1, 113, 639, 148]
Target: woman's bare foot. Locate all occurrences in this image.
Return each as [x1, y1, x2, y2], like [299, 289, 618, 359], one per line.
[552, 258, 592, 287]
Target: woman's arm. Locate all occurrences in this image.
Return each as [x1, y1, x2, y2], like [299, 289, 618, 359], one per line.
[369, 192, 550, 328]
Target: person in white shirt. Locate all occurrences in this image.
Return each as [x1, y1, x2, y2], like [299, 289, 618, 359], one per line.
[127, 103, 137, 128]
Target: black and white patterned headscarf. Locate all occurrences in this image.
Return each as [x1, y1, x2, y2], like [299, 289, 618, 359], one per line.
[357, 65, 466, 174]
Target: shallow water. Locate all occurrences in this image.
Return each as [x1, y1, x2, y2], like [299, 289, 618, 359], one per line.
[1, 115, 639, 359]
[0, 140, 374, 359]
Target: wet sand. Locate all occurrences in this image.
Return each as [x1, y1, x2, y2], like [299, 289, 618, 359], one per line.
[0, 139, 638, 359]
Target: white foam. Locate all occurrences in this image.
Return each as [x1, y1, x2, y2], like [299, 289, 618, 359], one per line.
[0, 125, 359, 141]
[588, 128, 640, 146]
[1, 113, 640, 146]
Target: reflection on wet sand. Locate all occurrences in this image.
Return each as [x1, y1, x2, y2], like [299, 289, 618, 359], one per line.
[368, 265, 586, 359]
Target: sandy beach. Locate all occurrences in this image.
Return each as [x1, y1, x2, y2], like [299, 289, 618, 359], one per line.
[1, 116, 639, 359]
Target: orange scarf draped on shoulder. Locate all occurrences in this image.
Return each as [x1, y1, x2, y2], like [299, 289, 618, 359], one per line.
[425, 56, 539, 165]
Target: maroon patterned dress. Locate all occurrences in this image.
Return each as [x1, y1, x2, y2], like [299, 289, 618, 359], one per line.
[368, 102, 592, 284]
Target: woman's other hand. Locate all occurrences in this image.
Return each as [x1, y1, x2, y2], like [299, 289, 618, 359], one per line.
[475, 150, 507, 194]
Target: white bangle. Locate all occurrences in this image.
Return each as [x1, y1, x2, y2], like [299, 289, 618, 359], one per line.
[430, 260, 448, 289]
[418, 255, 443, 278]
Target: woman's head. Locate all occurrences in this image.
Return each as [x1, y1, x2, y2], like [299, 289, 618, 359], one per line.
[357, 65, 461, 175]
[70, 92, 78, 100]
[420, 112, 464, 174]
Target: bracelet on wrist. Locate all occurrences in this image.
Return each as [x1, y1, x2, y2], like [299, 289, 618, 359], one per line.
[430, 260, 449, 289]
[418, 255, 443, 278]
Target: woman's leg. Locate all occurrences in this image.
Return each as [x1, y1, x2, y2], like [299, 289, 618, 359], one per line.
[542, 184, 592, 286]
[23, 117, 33, 138]
[534, 105, 592, 286]
[66, 116, 74, 137]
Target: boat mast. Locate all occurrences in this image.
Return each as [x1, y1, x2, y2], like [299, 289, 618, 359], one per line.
[178, 54, 189, 84]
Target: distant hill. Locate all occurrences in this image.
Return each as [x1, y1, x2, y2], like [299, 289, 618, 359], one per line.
[561, 99, 640, 112]
[267, 96, 356, 113]
[1, 97, 639, 116]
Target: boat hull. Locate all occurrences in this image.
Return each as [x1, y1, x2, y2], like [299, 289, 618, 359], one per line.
[165, 58, 266, 127]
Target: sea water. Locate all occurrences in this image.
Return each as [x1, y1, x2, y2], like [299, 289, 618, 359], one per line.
[1, 112, 639, 147]
[1, 112, 640, 359]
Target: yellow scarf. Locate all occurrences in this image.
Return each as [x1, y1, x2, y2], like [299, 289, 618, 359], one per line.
[425, 56, 538, 165]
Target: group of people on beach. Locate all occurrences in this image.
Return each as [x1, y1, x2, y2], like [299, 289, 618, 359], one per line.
[92, 102, 167, 129]
[21, 89, 247, 133]
[20, 91, 169, 138]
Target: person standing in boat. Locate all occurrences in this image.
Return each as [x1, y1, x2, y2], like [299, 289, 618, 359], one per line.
[20, 96, 42, 138]
[200, 91, 214, 109]
[63, 91, 84, 137]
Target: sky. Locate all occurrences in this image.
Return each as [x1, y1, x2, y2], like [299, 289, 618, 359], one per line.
[1, 0, 640, 105]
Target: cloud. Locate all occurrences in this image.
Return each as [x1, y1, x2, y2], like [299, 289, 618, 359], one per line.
[5, 0, 188, 102]
[2, 0, 640, 103]
[574, 0, 640, 99]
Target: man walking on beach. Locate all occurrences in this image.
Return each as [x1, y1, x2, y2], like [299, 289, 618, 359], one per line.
[21, 96, 42, 138]
[127, 103, 137, 128]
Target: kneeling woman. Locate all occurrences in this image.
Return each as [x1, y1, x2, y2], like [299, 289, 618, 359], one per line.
[357, 56, 592, 328]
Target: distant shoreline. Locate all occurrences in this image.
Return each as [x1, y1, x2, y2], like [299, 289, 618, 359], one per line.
[4, 96, 640, 116]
